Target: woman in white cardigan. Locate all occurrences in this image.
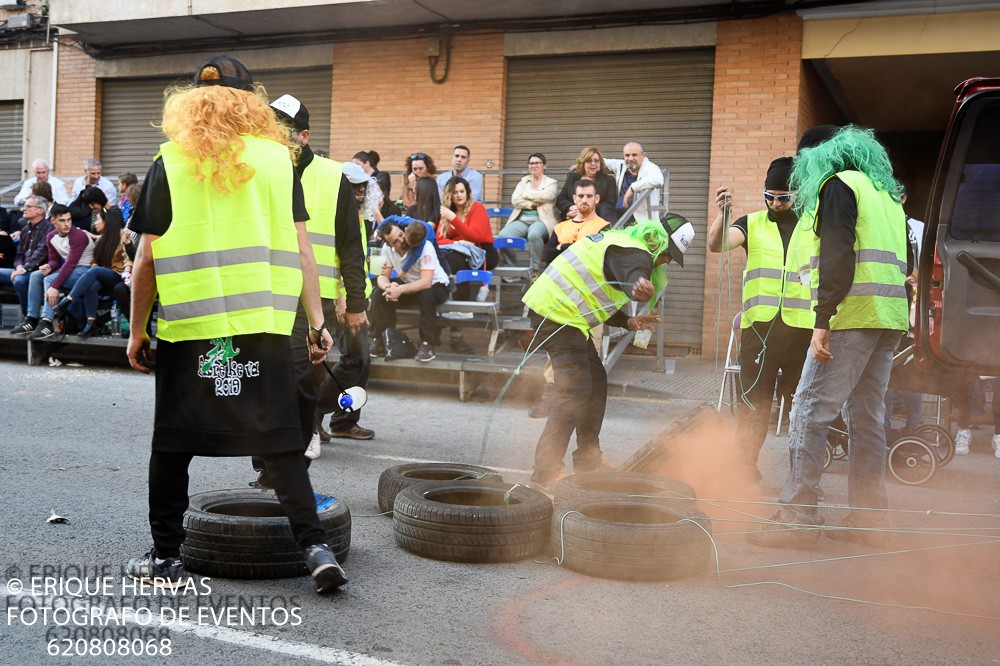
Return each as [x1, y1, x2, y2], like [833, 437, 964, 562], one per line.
[497, 153, 558, 276]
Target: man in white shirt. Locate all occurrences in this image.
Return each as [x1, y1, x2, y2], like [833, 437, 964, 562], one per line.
[436, 145, 484, 202]
[70, 159, 118, 203]
[371, 220, 450, 362]
[14, 159, 70, 207]
[605, 141, 665, 222]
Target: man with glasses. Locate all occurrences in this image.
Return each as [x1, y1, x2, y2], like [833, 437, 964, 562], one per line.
[436, 145, 483, 203]
[2, 196, 54, 324]
[708, 157, 812, 481]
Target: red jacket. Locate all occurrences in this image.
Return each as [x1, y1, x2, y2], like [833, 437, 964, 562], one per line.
[438, 201, 493, 246]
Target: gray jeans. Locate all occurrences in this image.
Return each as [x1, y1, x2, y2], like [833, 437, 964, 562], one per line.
[780, 328, 901, 523]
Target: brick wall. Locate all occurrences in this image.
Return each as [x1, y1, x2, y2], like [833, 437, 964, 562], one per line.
[700, 14, 804, 359]
[54, 44, 99, 177]
[329, 34, 507, 202]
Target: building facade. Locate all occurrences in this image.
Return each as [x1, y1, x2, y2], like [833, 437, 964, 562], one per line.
[11, 0, 997, 356]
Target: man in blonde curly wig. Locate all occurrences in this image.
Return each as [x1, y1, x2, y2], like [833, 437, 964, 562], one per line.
[125, 56, 348, 594]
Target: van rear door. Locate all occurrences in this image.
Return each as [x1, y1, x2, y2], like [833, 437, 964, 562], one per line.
[917, 78, 1000, 374]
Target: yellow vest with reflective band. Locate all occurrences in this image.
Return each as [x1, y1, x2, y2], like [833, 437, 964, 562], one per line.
[154, 136, 302, 342]
[359, 211, 373, 299]
[795, 170, 909, 332]
[300, 155, 343, 300]
[523, 233, 648, 336]
[740, 210, 815, 330]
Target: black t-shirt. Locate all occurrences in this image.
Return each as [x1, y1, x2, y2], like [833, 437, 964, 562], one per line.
[130, 156, 308, 236]
[730, 208, 798, 257]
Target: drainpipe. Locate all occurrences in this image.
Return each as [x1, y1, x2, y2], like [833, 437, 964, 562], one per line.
[49, 38, 58, 169]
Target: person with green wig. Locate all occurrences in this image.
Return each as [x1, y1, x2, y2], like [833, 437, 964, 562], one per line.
[747, 125, 911, 549]
[522, 214, 695, 490]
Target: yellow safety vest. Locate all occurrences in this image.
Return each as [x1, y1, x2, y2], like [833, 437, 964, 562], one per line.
[791, 170, 908, 331]
[154, 136, 302, 342]
[523, 233, 648, 336]
[741, 210, 814, 329]
[300, 155, 343, 300]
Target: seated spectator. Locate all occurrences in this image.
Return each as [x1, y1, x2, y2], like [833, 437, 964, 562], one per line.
[30, 181, 54, 215]
[14, 159, 70, 207]
[555, 146, 618, 223]
[52, 207, 129, 338]
[436, 145, 484, 202]
[544, 179, 612, 264]
[371, 219, 450, 363]
[498, 153, 558, 277]
[1, 195, 54, 315]
[70, 159, 118, 203]
[123, 182, 141, 227]
[9, 203, 94, 340]
[117, 172, 139, 220]
[68, 186, 109, 232]
[406, 176, 441, 228]
[0, 205, 13, 269]
[402, 153, 437, 208]
[438, 175, 498, 285]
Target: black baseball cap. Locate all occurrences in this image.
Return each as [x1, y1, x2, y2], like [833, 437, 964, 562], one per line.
[193, 56, 254, 92]
[269, 94, 310, 132]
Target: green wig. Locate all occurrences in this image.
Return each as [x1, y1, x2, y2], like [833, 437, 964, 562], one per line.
[605, 218, 670, 307]
[790, 125, 902, 222]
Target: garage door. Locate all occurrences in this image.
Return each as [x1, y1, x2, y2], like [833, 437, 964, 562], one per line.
[504, 49, 714, 353]
[100, 67, 333, 177]
[0, 101, 25, 188]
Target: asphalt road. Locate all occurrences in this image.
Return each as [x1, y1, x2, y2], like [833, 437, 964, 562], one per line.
[1, 359, 998, 665]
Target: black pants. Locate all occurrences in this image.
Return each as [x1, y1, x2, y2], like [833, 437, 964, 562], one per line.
[531, 322, 606, 483]
[149, 450, 325, 557]
[443, 245, 499, 300]
[370, 281, 449, 345]
[736, 316, 812, 465]
[320, 315, 371, 431]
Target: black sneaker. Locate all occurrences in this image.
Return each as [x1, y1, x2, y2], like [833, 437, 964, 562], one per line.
[304, 543, 348, 593]
[9, 318, 37, 336]
[415, 341, 435, 362]
[125, 547, 188, 590]
[369, 337, 386, 358]
[28, 319, 56, 340]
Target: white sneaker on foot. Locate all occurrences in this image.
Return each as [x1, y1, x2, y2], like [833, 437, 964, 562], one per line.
[305, 432, 322, 460]
[992, 434, 1000, 460]
[955, 428, 971, 455]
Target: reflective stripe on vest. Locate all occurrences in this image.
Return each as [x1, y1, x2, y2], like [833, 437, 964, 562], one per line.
[522, 233, 646, 335]
[804, 170, 909, 331]
[301, 156, 344, 299]
[154, 136, 302, 342]
[740, 210, 814, 329]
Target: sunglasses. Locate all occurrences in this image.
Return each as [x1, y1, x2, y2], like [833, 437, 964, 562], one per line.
[763, 191, 795, 204]
[409, 153, 428, 161]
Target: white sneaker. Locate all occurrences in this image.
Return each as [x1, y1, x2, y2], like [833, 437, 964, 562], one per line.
[992, 434, 1000, 460]
[305, 432, 322, 460]
[441, 311, 473, 320]
[954, 428, 971, 455]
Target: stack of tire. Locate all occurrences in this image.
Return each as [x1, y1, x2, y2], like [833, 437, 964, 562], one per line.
[550, 472, 712, 581]
[180, 489, 351, 579]
[382, 463, 552, 563]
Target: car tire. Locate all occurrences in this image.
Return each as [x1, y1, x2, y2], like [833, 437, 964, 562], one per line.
[553, 498, 713, 581]
[377, 463, 503, 514]
[552, 472, 696, 518]
[180, 489, 351, 579]
[393, 480, 551, 562]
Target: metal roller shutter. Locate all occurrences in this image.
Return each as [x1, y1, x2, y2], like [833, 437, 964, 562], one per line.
[503, 49, 714, 353]
[100, 67, 333, 177]
[0, 101, 25, 188]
